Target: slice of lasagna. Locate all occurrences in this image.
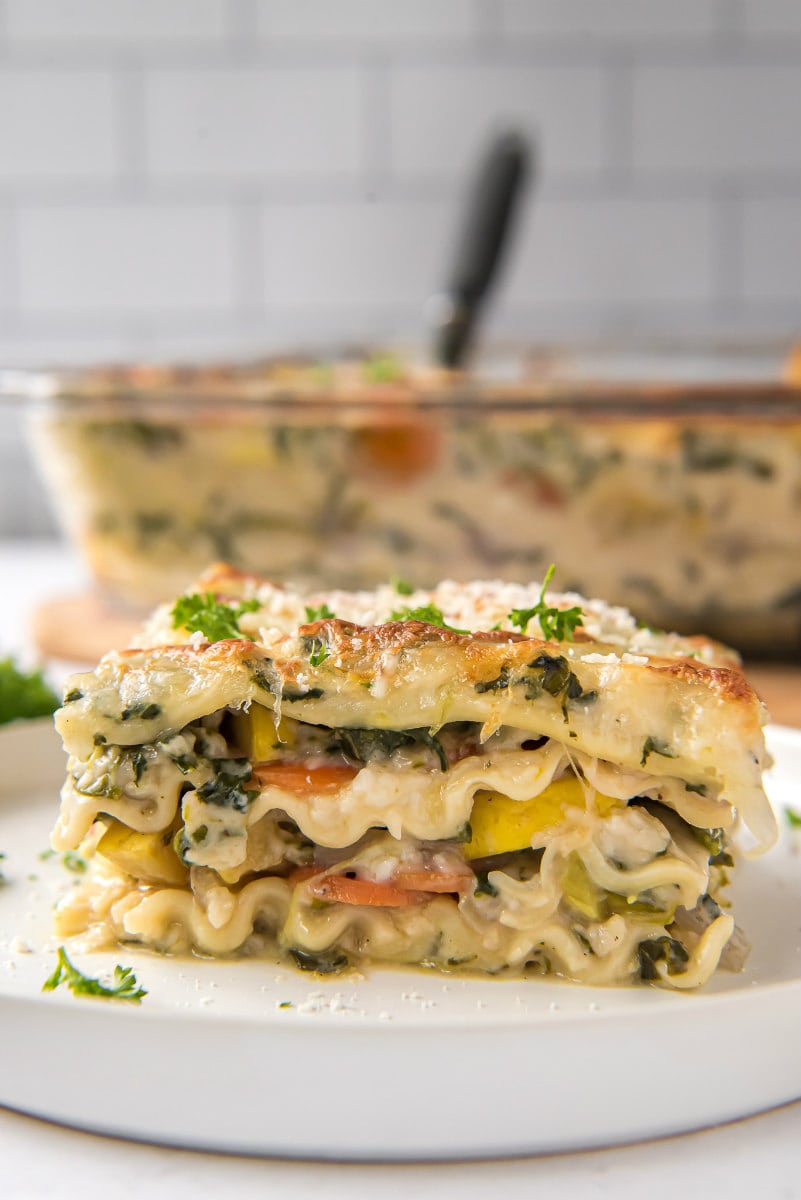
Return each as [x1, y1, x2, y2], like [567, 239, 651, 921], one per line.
[51, 564, 776, 988]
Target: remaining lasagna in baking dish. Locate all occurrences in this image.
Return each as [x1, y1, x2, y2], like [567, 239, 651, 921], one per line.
[51, 564, 776, 988]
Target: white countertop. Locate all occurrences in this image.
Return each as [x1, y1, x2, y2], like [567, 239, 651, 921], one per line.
[0, 539, 799, 1200]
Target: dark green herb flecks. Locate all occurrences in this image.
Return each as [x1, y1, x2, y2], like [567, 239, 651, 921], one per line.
[283, 684, 325, 702]
[43, 945, 147, 1002]
[288, 947, 349, 974]
[88, 419, 182, 454]
[122, 747, 149, 784]
[474, 667, 511, 694]
[120, 702, 161, 722]
[637, 936, 689, 981]
[331, 726, 449, 772]
[524, 654, 596, 719]
[64, 688, 84, 704]
[196, 758, 257, 813]
[472, 653, 595, 721]
[684, 781, 707, 796]
[172, 592, 260, 643]
[474, 870, 498, 897]
[640, 736, 677, 767]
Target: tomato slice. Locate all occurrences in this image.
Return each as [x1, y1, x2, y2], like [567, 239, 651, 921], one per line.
[352, 420, 441, 483]
[252, 762, 359, 795]
[392, 868, 473, 896]
[309, 875, 423, 907]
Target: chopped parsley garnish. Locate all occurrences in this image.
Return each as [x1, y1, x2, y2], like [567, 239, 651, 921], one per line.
[389, 602, 467, 633]
[42, 946, 147, 1003]
[785, 806, 801, 829]
[0, 657, 59, 726]
[172, 592, 260, 643]
[363, 351, 403, 383]
[304, 603, 336, 623]
[391, 576, 414, 596]
[62, 850, 88, 874]
[308, 638, 329, 667]
[507, 564, 584, 642]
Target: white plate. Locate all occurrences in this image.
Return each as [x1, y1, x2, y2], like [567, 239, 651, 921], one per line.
[0, 719, 799, 1161]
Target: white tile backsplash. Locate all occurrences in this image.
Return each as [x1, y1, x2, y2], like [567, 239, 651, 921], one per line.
[631, 63, 801, 177]
[500, 0, 721, 41]
[0, 0, 799, 536]
[389, 63, 607, 183]
[256, 0, 480, 44]
[17, 204, 238, 314]
[0, 70, 119, 182]
[260, 199, 454, 308]
[143, 66, 364, 181]
[740, 197, 801, 302]
[503, 197, 716, 307]
[3, 0, 231, 45]
[739, 0, 801, 38]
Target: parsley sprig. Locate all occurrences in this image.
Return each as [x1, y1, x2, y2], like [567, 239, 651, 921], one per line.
[308, 639, 329, 667]
[785, 806, 801, 829]
[43, 946, 147, 1003]
[0, 657, 59, 725]
[304, 603, 336, 623]
[172, 593, 260, 642]
[389, 602, 467, 633]
[507, 565, 583, 642]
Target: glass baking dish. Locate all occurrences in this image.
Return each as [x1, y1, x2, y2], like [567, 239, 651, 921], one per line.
[4, 342, 801, 658]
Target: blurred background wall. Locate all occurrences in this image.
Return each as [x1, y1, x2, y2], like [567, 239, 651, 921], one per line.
[1, 0, 800, 533]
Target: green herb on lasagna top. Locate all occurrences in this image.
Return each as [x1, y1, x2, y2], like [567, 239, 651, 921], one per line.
[172, 593, 260, 643]
[391, 576, 415, 596]
[507, 565, 584, 642]
[304, 603, 336, 623]
[390, 602, 467, 633]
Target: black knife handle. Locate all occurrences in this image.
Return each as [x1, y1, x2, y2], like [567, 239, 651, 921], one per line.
[435, 130, 531, 368]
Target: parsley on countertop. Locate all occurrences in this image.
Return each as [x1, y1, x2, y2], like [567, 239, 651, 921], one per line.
[43, 946, 147, 1003]
[0, 657, 59, 725]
